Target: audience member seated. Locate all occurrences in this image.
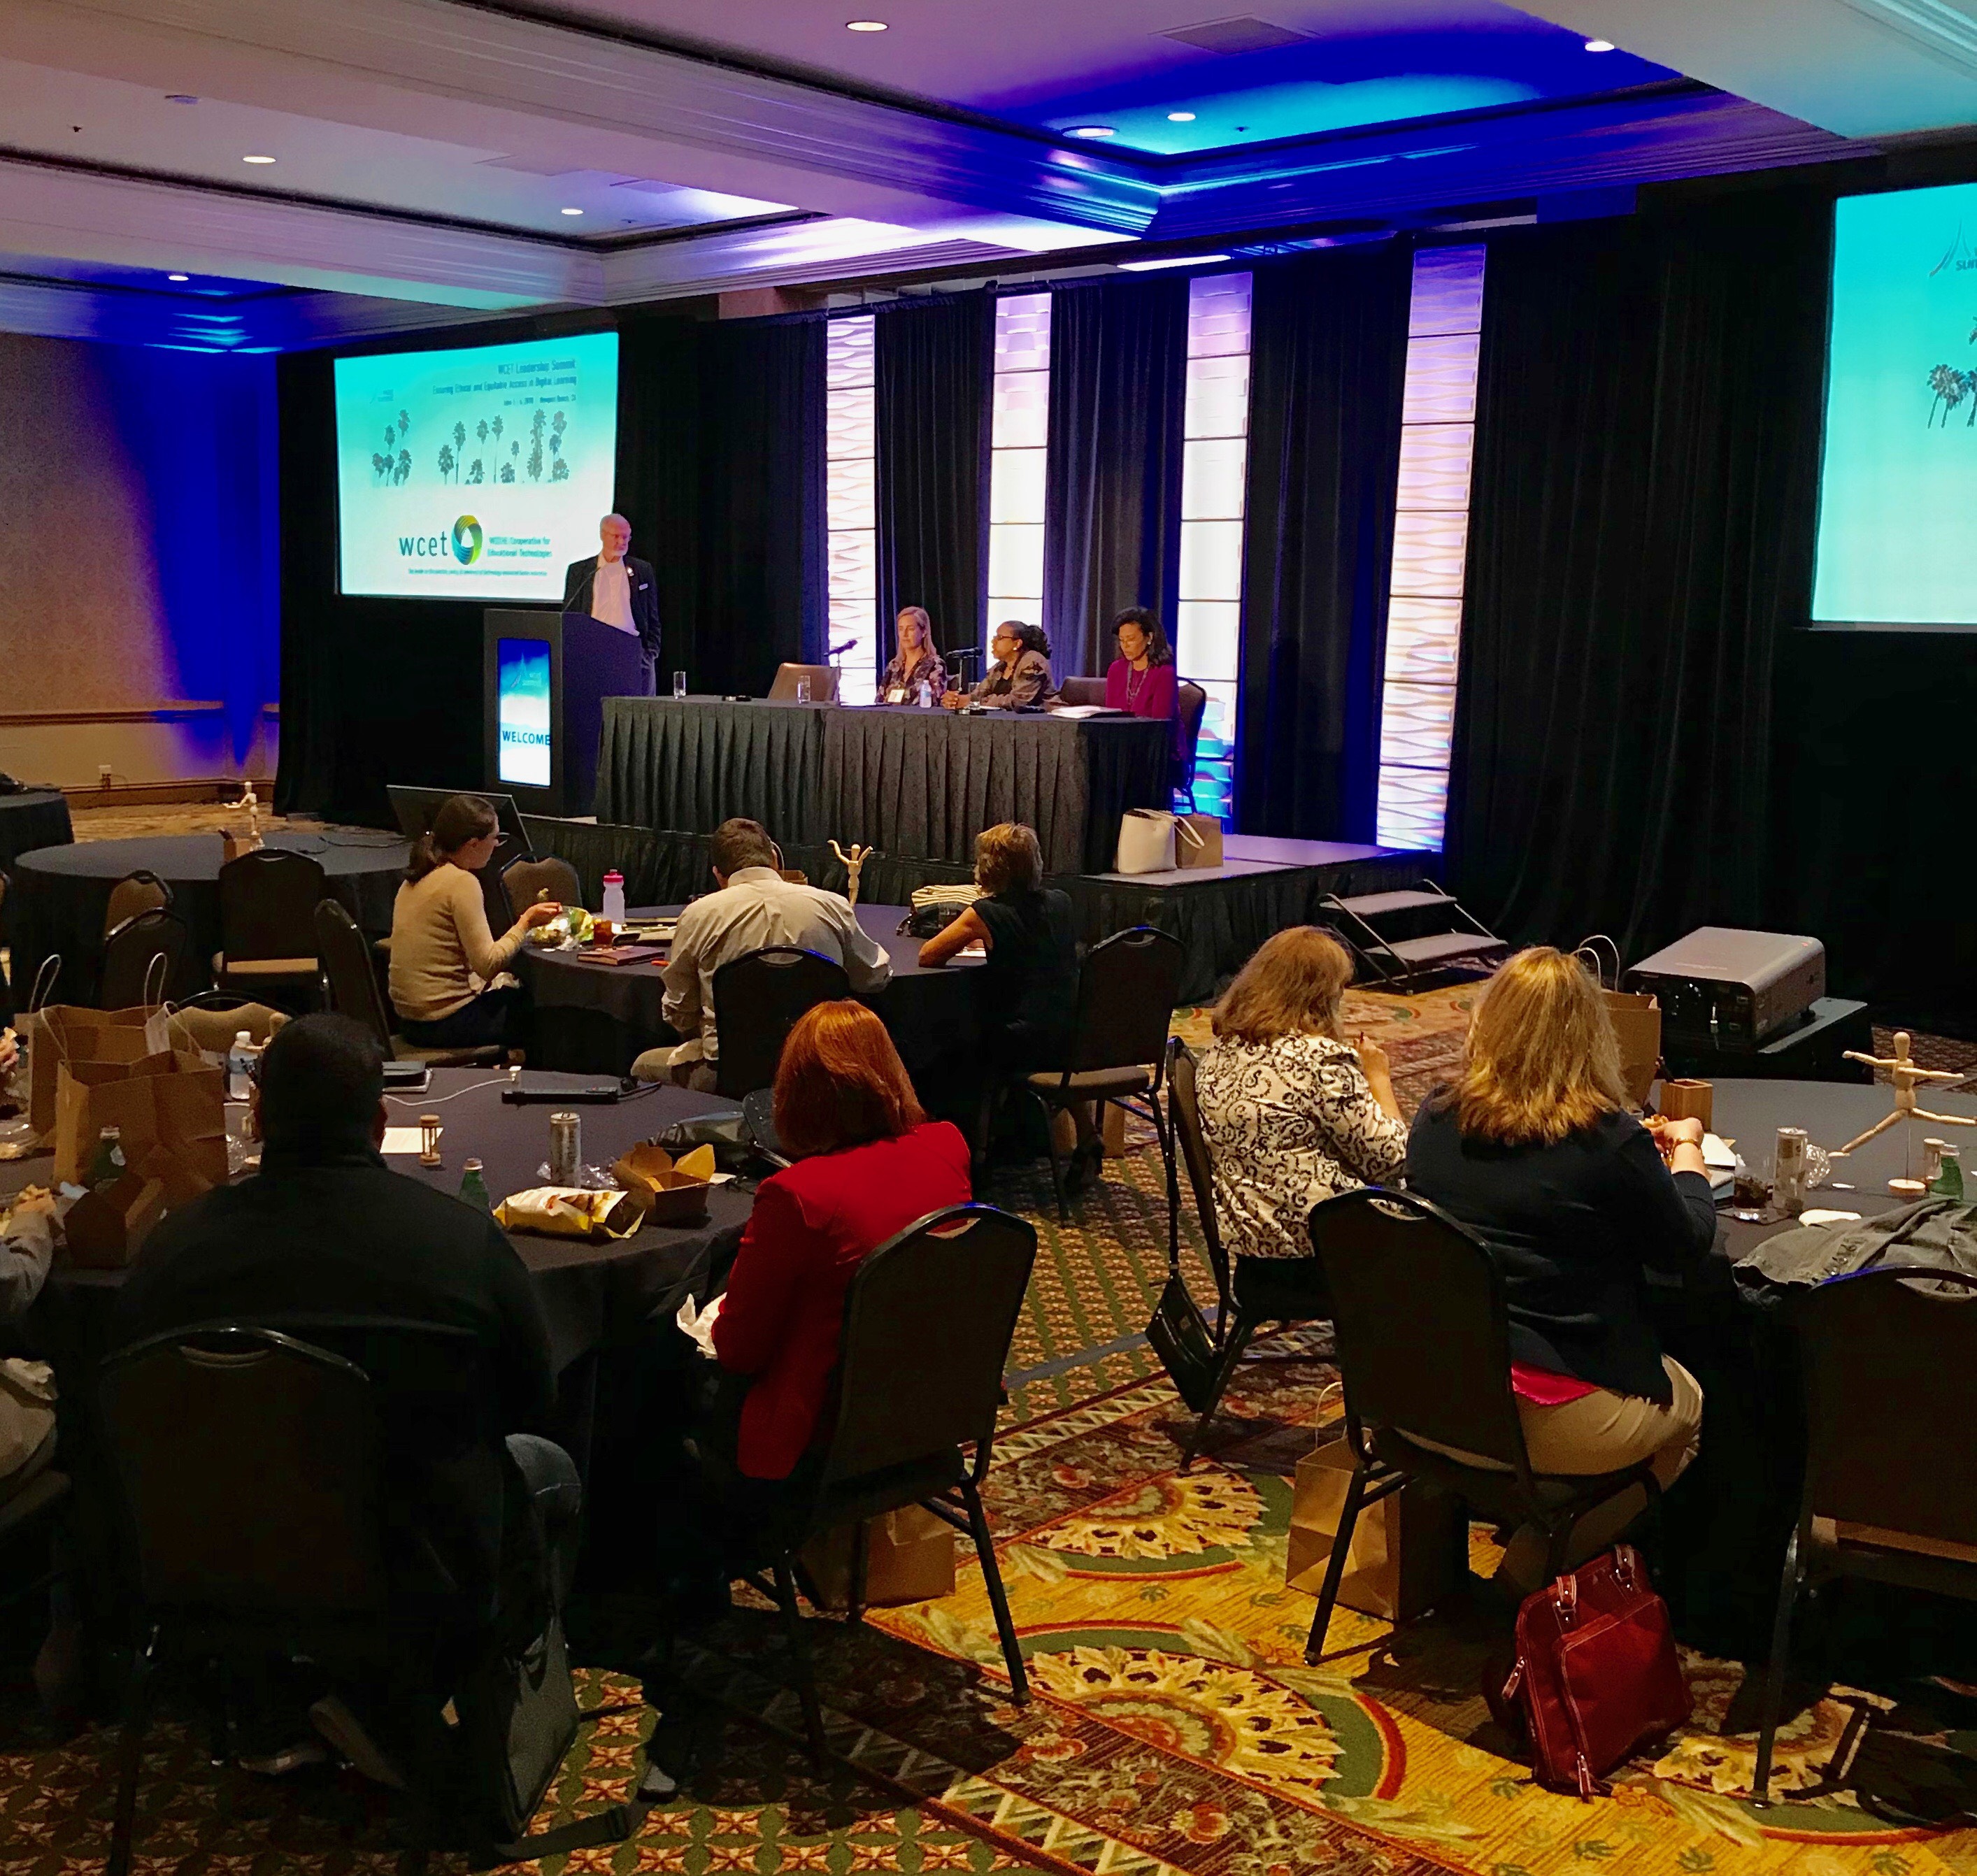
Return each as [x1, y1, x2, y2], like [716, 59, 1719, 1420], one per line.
[697, 1001, 969, 1512]
[1404, 946, 1714, 1587]
[943, 619, 1058, 710]
[389, 794, 559, 1054]
[634, 817, 890, 1090]
[1194, 927, 1405, 1315]
[114, 1016, 579, 1652]
[876, 605, 948, 704]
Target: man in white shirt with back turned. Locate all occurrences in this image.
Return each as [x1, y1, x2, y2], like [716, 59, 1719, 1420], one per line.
[560, 513, 661, 689]
[632, 817, 891, 1091]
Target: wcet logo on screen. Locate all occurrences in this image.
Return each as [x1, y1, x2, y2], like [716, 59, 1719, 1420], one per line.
[396, 515, 484, 564]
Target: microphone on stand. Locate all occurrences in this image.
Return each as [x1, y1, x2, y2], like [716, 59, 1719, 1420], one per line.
[827, 637, 858, 661]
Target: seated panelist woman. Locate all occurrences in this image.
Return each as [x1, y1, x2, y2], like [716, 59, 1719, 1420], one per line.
[942, 620, 1058, 710]
[876, 606, 948, 704]
[1107, 608, 1180, 738]
[388, 794, 560, 1052]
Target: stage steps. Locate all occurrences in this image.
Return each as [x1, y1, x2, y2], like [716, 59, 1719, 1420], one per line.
[1319, 882, 1508, 989]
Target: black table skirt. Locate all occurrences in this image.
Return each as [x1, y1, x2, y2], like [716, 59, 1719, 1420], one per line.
[0, 790, 72, 1017]
[11, 829, 408, 1009]
[596, 698, 1170, 875]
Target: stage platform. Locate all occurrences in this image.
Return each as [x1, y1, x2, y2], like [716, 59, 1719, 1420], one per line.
[520, 817, 1436, 1004]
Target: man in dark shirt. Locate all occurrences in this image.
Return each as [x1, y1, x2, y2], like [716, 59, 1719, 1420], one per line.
[115, 1015, 578, 1635]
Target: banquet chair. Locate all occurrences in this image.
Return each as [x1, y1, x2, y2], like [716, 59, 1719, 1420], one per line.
[1175, 680, 1208, 808]
[501, 854, 581, 923]
[480, 833, 532, 936]
[101, 869, 174, 940]
[1057, 676, 1106, 708]
[710, 946, 850, 1099]
[212, 849, 326, 1006]
[1167, 1037, 1333, 1468]
[768, 663, 840, 703]
[314, 901, 502, 1068]
[691, 1203, 1036, 1763]
[1302, 1187, 1662, 1665]
[740, 1087, 790, 1168]
[1753, 1266, 1977, 1806]
[1021, 926, 1184, 1219]
[99, 909, 191, 1011]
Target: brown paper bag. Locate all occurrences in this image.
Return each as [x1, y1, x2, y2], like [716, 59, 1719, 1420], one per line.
[53, 1051, 227, 1194]
[1284, 1437, 1465, 1622]
[799, 1505, 956, 1610]
[1174, 812, 1224, 870]
[27, 1005, 160, 1137]
[1601, 989, 1662, 1109]
[63, 1167, 169, 1269]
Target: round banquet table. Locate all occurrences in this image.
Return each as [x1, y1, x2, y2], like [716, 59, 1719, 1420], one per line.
[517, 899, 983, 1089]
[10, 828, 410, 1008]
[0, 789, 73, 881]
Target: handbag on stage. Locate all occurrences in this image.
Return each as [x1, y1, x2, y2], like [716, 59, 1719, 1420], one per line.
[1115, 809, 1177, 875]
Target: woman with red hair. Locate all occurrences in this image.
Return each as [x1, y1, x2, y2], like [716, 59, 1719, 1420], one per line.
[709, 1000, 971, 1482]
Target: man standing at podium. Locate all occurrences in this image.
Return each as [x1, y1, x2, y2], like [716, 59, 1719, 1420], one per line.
[562, 513, 660, 692]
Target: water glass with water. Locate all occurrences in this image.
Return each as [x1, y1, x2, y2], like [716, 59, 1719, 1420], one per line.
[672, 670, 687, 699]
[795, 675, 812, 704]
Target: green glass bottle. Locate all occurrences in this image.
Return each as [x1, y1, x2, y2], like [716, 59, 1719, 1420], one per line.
[88, 1125, 124, 1193]
[1932, 1145, 1964, 1202]
[458, 1157, 492, 1212]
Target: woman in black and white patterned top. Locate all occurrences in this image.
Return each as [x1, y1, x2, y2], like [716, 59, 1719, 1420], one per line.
[1194, 928, 1406, 1306]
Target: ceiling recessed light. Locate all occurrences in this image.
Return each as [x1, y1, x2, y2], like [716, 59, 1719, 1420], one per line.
[1068, 125, 1115, 139]
[166, 272, 190, 282]
[1583, 38, 1615, 51]
[560, 206, 584, 215]
[845, 18, 887, 29]
[1166, 110, 1197, 122]
[242, 153, 276, 164]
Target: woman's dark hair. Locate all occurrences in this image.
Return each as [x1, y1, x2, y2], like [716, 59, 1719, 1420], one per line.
[1113, 607, 1174, 666]
[406, 794, 499, 882]
[1019, 621, 1052, 660]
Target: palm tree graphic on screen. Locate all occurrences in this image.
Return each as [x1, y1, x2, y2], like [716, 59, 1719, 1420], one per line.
[437, 443, 455, 482]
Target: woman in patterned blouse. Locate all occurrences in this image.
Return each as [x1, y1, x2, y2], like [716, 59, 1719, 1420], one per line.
[1194, 928, 1406, 1308]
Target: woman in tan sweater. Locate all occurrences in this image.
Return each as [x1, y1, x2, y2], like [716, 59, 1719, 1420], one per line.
[389, 795, 561, 1052]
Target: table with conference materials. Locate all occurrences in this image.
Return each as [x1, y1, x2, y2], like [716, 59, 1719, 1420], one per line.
[518, 900, 982, 1086]
[10, 829, 410, 1008]
[595, 696, 1172, 875]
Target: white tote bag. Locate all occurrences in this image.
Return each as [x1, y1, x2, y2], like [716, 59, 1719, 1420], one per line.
[1115, 809, 1178, 875]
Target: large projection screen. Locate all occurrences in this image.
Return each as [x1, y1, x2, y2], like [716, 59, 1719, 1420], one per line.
[1814, 182, 1977, 630]
[334, 331, 619, 601]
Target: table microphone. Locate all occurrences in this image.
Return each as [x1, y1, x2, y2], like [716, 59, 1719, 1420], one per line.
[828, 637, 858, 658]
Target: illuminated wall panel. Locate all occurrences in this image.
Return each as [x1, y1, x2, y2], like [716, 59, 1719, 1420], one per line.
[825, 315, 878, 699]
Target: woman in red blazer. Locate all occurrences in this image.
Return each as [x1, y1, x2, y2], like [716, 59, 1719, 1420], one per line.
[711, 1000, 971, 1481]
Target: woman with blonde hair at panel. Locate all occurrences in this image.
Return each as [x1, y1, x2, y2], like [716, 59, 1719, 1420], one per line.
[1405, 946, 1715, 1586]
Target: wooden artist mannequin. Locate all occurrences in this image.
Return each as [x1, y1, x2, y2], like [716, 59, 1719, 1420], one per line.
[1834, 1030, 1976, 1154]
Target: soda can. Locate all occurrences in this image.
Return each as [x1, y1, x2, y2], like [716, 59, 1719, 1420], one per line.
[1773, 1126, 1808, 1216]
[549, 1110, 581, 1185]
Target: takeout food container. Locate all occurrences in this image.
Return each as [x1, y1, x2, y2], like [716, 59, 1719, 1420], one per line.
[611, 1140, 715, 1224]
[494, 1186, 643, 1241]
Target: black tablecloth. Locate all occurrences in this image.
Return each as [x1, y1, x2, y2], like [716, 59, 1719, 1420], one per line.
[596, 697, 1171, 874]
[11, 828, 409, 1008]
[0, 789, 71, 878]
[519, 902, 980, 1091]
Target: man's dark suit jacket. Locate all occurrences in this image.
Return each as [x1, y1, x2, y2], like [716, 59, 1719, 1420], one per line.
[562, 552, 661, 675]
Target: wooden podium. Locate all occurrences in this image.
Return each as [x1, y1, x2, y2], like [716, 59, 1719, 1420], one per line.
[482, 608, 647, 817]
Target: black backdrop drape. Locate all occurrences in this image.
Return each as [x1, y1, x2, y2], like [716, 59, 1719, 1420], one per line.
[1446, 195, 1830, 964]
[876, 296, 992, 666]
[1235, 245, 1414, 843]
[278, 312, 822, 823]
[1042, 275, 1187, 678]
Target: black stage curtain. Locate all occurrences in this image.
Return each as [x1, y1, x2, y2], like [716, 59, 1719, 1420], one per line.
[617, 313, 825, 697]
[1447, 195, 1829, 963]
[1235, 245, 1414, 842]
[876, 296, 992, 666]
[1042, 275, 1187, 678]
[274, 350, 486, 822]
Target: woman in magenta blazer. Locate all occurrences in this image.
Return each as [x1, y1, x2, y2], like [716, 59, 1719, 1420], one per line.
[1106, 608, 1184, 787]
[711, 1001, 971, 1481]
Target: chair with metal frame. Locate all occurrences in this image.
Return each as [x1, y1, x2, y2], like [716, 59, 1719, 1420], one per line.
[211, 848, 327, 1005]
[1022, 926, 1184, 1219]
[692, 1203, 1036, 1763]
[501, 854, 581, 924]
[1167, 1036, 1333, 1468]
[709, 946, 851, 1100]
[1301, 1186, 1664, 1665]
[99, 909, 191, 1011]
[314, 900, 502, 1068]
[1753, 1266, 1977, 1805]
[480, 832, 533, 936]
[740, 1087, 790, 1168]
[102, 869, 175, 941]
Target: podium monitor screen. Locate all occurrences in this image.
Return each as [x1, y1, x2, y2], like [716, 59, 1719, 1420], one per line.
[496, 638, 552, 788]
[334, 331, 619, 600]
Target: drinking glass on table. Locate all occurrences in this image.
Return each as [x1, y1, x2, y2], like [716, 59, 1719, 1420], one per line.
[795, 675, 812, 704]
[672, 670, 687, 699]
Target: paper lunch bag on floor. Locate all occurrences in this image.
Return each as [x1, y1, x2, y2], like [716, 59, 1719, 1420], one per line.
[798, 1505, 957, 1610]
[1285, 1435, 1466, 1623]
